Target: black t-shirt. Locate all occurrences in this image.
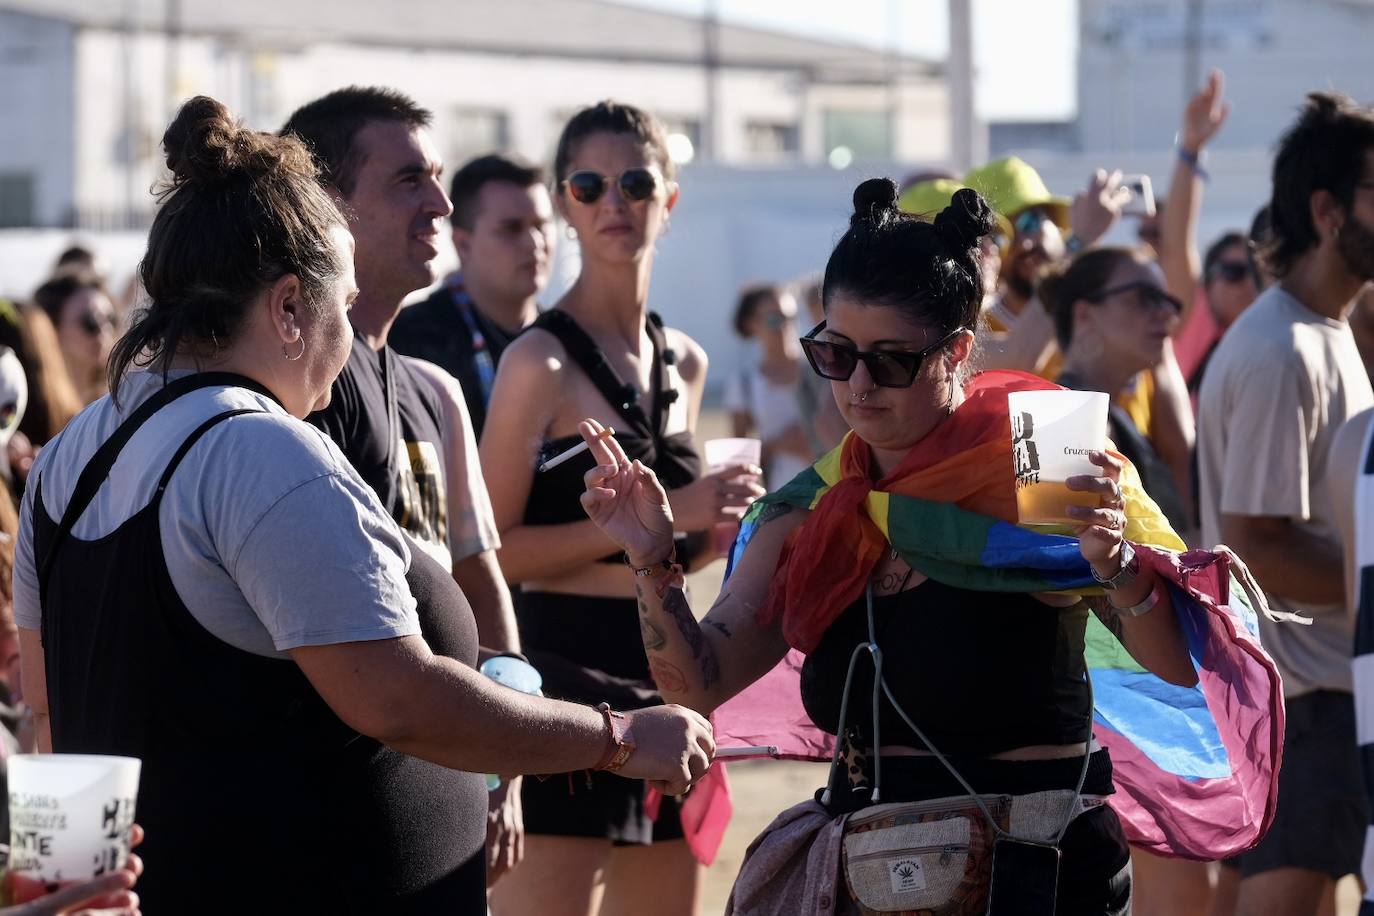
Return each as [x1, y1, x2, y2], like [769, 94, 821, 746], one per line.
[390, 284, 516, 439]
[307, 334, 448, 558]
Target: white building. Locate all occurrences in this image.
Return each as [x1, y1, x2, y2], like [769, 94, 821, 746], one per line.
[1077, 0, 1374, 153]
[0, 0, 949, 229]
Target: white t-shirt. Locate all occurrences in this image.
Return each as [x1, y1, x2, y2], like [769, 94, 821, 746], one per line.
[724, 364, 811, 488]
[14, 371, 420, 660]
[1197, 285, 1374, 696]
[401, 356, 501, 564]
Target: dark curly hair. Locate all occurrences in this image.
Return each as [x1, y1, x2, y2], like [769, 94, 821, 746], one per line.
[1264, 91, 1374, 278]
[821, 178, 995, 337]
[109, 96, 348, 402]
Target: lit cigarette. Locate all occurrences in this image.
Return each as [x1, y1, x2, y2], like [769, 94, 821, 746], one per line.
[715, 745, 779, 759]
[538, 426, 615, 473]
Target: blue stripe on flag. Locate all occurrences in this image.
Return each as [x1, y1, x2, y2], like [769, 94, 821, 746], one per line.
[1092, 667, 1230, 781]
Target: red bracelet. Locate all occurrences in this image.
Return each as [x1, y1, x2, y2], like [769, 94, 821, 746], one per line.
[593, 702, 636, 772]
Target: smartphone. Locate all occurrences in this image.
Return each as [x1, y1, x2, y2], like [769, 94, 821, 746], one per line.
[1121, 173, 1156, 218]
[986, 836, 1060, 916]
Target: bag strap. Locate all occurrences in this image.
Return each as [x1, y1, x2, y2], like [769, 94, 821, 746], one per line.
[380, 346, 402, 513]
[821, 581, 1094, 846]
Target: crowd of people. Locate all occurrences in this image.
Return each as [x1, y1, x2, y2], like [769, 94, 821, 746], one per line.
[0, 63, 1371, 916]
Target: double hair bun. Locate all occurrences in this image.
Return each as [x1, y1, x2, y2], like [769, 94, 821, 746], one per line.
[850, 177, 994, 257]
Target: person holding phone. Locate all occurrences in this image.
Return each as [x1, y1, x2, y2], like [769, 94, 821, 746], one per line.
[575, 180, 1201, 914]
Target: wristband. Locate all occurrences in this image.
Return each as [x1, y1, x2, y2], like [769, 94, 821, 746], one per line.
[1177, 146, 1210, 182]
[626, 547, 677, 577]
[1108, 580, 1162, 618]
[593, 702, 636, 772]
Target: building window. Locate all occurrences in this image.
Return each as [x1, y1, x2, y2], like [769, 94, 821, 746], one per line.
[0, 174, 35, 228]
[745, 121, 800, 161]
[449, 108, 510, 165]
[822, 109, 891, 160]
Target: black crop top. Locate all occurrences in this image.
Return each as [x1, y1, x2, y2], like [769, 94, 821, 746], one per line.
[521, 311, 702, 555]
[800, 578, 1093, 757]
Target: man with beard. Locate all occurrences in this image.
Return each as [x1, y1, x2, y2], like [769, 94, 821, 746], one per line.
[1197, 91, 1374, 916]
[965, 157, 1130, 377]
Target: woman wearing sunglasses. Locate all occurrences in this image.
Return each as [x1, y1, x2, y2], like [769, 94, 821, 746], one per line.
[31, 270, 118, 407]
[1040, 248, 1191, 536]
[575, 181, 1202, 914]
[724, 283, 813, 489]
[482, 102, 762, 916]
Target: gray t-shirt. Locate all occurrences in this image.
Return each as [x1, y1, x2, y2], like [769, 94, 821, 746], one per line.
[14, 371, 421, 659]
[1197, 285, 1374, 696]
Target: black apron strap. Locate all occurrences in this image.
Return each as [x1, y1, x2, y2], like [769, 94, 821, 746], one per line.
[380, 347, 402, 515]
[38, 373, 276, 590]
[528, 310, 653, 438]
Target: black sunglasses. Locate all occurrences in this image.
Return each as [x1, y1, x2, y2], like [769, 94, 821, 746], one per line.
[562, 169, 660, 205]
[1206, 260, 1253, 285]
[800, 321, 964, 388]
[1087, 281, 1183, 315]
[78, 312, 112, 336]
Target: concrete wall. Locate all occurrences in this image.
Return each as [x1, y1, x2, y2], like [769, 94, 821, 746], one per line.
[0, 11, 76, 226]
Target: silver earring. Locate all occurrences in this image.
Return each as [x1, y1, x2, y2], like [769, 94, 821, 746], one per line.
[283, 336, 305, 361]
[565, 224, 578, 241]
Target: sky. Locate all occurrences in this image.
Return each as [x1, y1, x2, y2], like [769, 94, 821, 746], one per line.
[619, 0, 1079, 121]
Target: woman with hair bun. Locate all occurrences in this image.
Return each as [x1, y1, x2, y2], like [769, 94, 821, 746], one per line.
[574, 178, 1211, 913]
[12, 97, 713, 915]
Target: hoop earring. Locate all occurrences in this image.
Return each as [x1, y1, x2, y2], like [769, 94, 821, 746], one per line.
[565, 224, 578, 241]
[283, 336, 305, 361]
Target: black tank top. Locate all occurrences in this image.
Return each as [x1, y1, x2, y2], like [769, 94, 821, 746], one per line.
[800, 578, 1093, 757]
[33, 373, 486, 914]
[522, 311, 701, 551]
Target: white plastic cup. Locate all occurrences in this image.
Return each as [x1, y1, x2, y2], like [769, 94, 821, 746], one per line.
[8, 754, 141, 882]
[703, 437, 762, 471]
[1006, 389, 1110, 525]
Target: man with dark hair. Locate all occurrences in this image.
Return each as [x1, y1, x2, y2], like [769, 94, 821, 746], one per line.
[390, 153, 555, 437]
[1197, 90, 1374, 916]
[284, 87, 528, 888]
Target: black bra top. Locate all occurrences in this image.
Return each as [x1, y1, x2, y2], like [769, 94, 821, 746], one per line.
[523, 311, 702, 542]
[800, 578, 1093, 758]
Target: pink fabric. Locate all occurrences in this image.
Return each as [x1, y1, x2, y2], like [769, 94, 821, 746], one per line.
[724, 798, 846, 916]
[1174, 291, 1222, 383]
[644, 758, 735, 866]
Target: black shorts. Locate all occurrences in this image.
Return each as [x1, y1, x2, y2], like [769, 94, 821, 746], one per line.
[516, 590, 686, 845]
[1233, 690, 1367, 879]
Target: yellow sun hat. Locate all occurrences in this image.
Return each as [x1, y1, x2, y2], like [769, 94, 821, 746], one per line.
[898, 178, 1013, 242]
[962, 157, 1071, 232]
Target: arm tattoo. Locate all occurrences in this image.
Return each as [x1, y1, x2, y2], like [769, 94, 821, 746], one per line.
[648, 657, 689, 693]
[1086, 595, 1127, 644]
[704, 619, 733, 639]
[663, 587, 720, 688]
[639, 616, 668, 652]
[756, 502, 795, 526]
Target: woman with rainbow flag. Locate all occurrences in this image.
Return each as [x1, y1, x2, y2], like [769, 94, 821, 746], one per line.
[573, 180, 1282, 915]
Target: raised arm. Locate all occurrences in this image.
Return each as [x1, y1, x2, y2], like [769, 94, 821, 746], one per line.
[1161, 69, 1229, 326]
[576, 419, 795, 715]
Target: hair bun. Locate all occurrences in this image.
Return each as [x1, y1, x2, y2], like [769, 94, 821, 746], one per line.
[933, 187, 995, 254]
[851, 177, 900, 227]
[162, 95, 315, 187]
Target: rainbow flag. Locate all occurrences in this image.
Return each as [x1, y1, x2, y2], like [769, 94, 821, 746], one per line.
[715, 382, 1283, 860]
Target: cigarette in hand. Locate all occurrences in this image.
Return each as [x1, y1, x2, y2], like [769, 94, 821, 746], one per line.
[539, 426, 615, 473]
[714, 745, 779, 759]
